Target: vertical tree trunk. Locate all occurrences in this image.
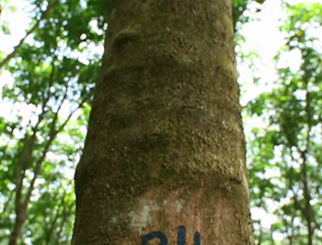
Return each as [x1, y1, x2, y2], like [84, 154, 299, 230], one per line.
[72, 0, 254, 244]
[8, 209, 26, 245]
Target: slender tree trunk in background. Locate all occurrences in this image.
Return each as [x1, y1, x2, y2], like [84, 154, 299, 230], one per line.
[8, 208, 26, 245]
[72, 0, 254, 244]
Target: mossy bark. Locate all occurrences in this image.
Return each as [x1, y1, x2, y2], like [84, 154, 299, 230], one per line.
[72, 0, 254, 244]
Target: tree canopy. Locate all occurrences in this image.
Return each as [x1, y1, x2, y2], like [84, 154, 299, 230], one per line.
[0, 0, 321, 244]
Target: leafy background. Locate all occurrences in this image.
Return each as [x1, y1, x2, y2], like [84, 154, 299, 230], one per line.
[0, 0, 321, 244]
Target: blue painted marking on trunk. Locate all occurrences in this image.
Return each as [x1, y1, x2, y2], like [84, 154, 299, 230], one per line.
[142, 226, 201, 245]
[194, 232, 201, 245]
[177, 226, 186, 245]
[142, 231, 168, 245]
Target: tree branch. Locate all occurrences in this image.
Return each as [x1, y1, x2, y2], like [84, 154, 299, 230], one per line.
[0, 0, 59, 70]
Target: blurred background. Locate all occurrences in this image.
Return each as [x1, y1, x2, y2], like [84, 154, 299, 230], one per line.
[0, 0, 321, 244]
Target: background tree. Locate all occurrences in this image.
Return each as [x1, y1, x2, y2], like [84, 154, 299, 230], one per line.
[247, 2, 322, 244]
[0, 0, 103, 244]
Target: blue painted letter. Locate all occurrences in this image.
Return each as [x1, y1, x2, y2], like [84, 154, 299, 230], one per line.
[194, 232, 201, 245]
[142, 231, 168, 245]
[177, 226, 186, 245]
[143, 226, 200, 245]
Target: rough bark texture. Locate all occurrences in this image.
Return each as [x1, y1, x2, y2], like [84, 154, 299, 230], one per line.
[72, 0, 254, 244]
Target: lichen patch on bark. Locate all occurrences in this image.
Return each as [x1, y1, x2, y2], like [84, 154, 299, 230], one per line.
[119, 187, 246, 245]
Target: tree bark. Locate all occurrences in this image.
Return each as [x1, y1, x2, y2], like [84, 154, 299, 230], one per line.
[72, 0, 254, 244]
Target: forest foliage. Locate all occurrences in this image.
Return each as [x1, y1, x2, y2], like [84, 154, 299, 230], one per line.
[0, 0, 321, 244]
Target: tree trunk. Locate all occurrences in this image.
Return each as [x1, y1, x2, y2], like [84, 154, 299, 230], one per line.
[72, 0, 254, 244]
